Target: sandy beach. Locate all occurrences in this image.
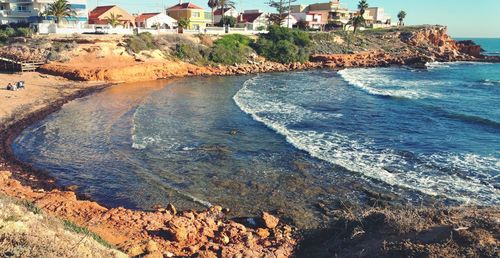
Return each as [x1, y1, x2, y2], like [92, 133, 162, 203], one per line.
[0, 72, 104, 126]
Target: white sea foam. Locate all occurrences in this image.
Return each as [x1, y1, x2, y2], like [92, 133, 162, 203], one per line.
[338, 68, 442, 99]
[233, 76, 500, 205]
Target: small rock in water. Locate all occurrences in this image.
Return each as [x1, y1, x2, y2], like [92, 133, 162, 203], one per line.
[229, 129, 238, 135]
[166, 203, 177, 215]
[262, 212, 279, 229]
[66, 185, 79, 191]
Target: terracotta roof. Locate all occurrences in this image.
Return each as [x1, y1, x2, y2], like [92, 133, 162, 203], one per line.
[135, 12, 160, 23]
[167, 2, 204, 10]
[214, 8, 232, 15]
[238, 12, 263, 23]
[89, 5, 115, 19]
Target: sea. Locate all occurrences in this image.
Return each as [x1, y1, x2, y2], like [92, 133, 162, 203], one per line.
[12, 38, 500, 228]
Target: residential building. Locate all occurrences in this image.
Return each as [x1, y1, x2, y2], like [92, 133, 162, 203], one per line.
[281, 13, 300, 28]
[282, 12, 325, 30]
[290, 0, 349, 29]
[166, 2, 210, 31]
[237, 10, 267, 30]
[135, 12, 177, 29]
[213, 7, 238, 24]
[366, 7, 391, 25]
[89, 5, 135, 28]
[0, 0, 87, 25]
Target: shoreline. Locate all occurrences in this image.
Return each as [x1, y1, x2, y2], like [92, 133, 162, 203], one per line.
[0, 72, 303, 257]
[1, 60, 499, 256]
[0, 83, 111, 191]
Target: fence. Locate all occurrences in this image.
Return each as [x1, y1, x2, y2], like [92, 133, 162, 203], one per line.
[32, 23, 266, 36]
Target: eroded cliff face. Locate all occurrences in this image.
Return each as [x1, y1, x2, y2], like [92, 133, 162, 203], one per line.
[312, 26, 490, 68]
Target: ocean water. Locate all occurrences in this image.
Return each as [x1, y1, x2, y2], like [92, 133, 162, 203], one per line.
[12, 50, 500, 228]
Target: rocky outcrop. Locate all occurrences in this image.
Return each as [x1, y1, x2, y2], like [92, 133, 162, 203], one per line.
[0, 45, 48, 61]
[39, 59, 323, 82]
[0, 171, 297, 257]
[456, 40, 483, 57]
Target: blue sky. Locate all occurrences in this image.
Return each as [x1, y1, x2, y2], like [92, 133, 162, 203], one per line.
[89, 0, 500, 38]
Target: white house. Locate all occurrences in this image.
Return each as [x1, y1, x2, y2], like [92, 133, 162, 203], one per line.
[0, 0, 88, 25]
[213, 7, 238, 24]
[135, 12, 177, 29]
[237, 10, 268, 30]
[366, 7, 391, 25]
[281, 13, 301, 28]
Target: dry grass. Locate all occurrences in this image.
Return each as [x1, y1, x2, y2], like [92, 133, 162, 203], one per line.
[0, 195, 127, 258]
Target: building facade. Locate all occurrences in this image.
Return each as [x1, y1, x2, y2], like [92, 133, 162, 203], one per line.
[237, 10, 267, 30]
[166, 2, 210, 31]
[89, 5, 135, 28]
[213, 7, 238, 24]
[135, 12, 177, 29]
[289, 0, 349, 29]
[0, 0, 87, 25]
[366, 7, 391, 25]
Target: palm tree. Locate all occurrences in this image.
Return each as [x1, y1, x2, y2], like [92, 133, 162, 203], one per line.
[106, 13, 122, 28]
[45, 0, 76, 26]
[357, 0, 369, 16]
[349, 15, 365, 34]
[397, 10, 407, 26]
[215, 0, 235, 27]
[208, 0, 219, 26]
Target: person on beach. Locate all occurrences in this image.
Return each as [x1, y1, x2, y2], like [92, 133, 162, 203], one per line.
[6, 83, 16, 91]
[16, 81, 25, 89]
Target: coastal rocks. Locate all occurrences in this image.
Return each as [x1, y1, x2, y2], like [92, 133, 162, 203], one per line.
[0, 45, 48, 62]
[262, 212, 280, 229]
[311, 52, 396, 68]
[166, 203, 177, 215]
[456, 40, 482, 57]
[0, 170, 297, 257]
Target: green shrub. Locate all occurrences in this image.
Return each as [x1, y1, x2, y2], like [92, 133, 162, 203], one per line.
[63, 220, 113, 248]
[208, 34, 254, 65]
[174, 43, 207, 64]
[215, 34, 252, 47]
[125, 32, 157, 53]
[0, 31, 8, 42]
[18, 200, 42, 214]
[16, 27, 33, 37]
[4, 27, 15, 37]
[253, 25, 311, 63]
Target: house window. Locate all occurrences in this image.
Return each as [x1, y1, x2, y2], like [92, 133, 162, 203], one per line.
[192, 12, 200, 18]
[17, 5, 29, 12]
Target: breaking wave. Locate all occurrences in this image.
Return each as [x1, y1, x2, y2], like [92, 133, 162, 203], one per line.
[338, 68, 442, 99]
[234, 74, 500, 205]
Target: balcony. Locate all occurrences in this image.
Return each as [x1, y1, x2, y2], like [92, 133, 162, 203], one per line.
[0, 9, 33, 17]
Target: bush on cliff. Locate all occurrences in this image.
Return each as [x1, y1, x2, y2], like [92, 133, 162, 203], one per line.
[253, 25, 311, 63]
[208, 34, 254, 65]
[173, 42, 208, 64]
[125, 32, 157, 53]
